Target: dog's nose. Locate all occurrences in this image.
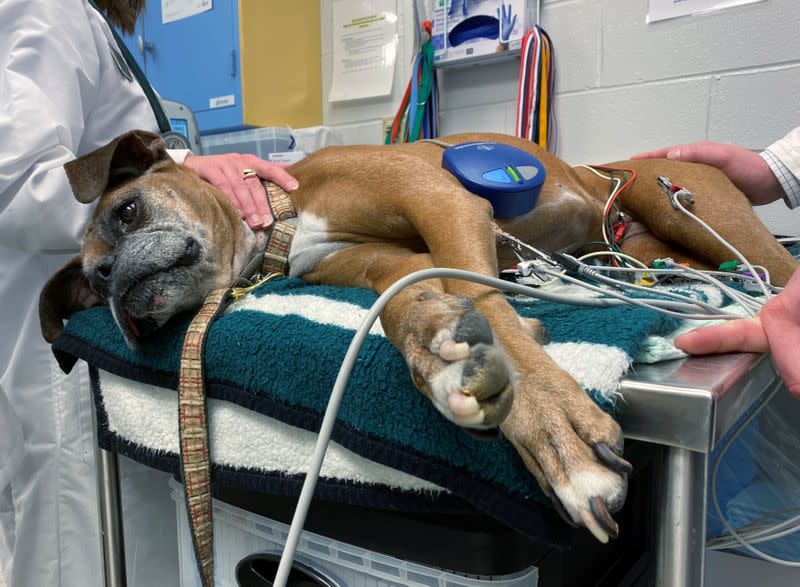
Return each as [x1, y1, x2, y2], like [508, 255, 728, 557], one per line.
[176, 237, 201, 266]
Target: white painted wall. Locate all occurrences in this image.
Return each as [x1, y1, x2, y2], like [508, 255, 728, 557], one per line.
[320, 0, 800, 234]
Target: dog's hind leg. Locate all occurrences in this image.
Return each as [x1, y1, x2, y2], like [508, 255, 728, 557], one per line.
[605, 159, 798, 285]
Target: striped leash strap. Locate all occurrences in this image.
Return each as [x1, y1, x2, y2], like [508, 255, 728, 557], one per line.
[178, 287, 230, 587]
[177, 181, 296, 586]
[261, 181, 297, 276]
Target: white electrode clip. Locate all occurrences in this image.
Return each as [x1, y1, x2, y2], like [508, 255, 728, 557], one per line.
[657, 176, 695, 209]
[515, 259, 554, 286]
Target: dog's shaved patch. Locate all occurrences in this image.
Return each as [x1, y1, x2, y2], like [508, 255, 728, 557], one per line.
[288, 212, 352, 277]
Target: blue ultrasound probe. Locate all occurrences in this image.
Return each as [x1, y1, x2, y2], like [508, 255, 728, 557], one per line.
[441, 142, 546, 218]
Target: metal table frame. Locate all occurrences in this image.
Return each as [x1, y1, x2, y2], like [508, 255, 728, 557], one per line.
[618, 352, 781, 586]
[95, 352, 781, 587]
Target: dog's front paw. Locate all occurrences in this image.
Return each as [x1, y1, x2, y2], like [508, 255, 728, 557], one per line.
[502, 382, 631, 542]
[404, 306, 515, 429]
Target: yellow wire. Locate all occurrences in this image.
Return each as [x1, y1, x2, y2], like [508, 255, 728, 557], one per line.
[579, 164, 612, 182]
[538, 39, 550, 148]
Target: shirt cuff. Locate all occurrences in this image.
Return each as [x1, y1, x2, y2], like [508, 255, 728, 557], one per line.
[167, 149, 192, 165]
[760, 149, 800, 209]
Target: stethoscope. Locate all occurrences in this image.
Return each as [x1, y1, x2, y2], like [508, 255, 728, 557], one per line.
[89, 0, 193, 150]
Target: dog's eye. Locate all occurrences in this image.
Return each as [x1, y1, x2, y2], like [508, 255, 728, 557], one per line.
[118, 201, 138, 224]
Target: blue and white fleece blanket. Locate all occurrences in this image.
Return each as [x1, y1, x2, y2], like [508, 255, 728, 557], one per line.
[54, 277, 698, 542]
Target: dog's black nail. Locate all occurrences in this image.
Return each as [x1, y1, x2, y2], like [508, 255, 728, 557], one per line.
[594, 442, 632, 475]
[590, 496, 619, 539]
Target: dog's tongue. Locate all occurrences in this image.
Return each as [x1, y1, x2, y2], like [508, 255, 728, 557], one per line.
[127, 314, 141, 340]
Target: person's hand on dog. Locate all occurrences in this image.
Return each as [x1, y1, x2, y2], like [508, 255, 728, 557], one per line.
[674, 268, 800, 398]
[183, 153, 299, 230]
[632, 141, 785, 206]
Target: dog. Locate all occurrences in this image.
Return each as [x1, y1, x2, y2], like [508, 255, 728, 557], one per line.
[40, 130, 798, 543]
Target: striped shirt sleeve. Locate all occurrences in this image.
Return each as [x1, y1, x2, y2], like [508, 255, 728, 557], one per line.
[760, 148, 800, 209]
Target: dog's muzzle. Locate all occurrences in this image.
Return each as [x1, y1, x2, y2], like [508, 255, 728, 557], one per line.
[107, 230, 207, 345]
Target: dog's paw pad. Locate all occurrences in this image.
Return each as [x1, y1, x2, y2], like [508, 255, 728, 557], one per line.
[453, 310, 493, 346]
[429, 342, 514, 428]
[447, 392, 480, 417]
[439, 340, 470, 361]
[459, 343, 514, 426]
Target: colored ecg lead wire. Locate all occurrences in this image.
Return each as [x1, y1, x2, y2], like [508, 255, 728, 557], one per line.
[516, 26, 556, 151]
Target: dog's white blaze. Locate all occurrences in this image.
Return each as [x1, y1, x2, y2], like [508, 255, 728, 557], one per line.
[288, 211, 352, 278]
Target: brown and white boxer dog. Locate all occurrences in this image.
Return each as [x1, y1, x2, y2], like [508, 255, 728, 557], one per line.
[39, 130, 797, 542]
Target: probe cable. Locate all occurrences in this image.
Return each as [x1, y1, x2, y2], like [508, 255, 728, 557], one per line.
[581, 262, 766, 317]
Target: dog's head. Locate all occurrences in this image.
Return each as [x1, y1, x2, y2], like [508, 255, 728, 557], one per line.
[40, 130, 253, 347]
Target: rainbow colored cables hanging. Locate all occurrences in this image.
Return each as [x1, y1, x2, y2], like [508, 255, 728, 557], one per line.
[516, 26, 556, 152]
[385, 21, 440, 144]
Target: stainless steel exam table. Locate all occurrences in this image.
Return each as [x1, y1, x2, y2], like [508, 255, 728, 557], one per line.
[95, 351, 782, 587]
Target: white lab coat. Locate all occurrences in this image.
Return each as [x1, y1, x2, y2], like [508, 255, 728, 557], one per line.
[0, 1, 184, 585]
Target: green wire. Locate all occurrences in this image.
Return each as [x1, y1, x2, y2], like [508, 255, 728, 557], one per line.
[408, 41, 434, 142]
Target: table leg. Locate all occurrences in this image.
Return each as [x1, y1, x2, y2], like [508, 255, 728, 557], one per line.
[97, 448, 127, 587]
[655, 445, 708, 587]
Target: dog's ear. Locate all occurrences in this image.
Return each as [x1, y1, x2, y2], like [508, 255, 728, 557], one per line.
[39, 256, 105, 343]
[64, 130, 169, 204]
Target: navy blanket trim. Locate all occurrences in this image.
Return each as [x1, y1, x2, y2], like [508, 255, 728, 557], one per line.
[56, 331, 178, 385]
[89, 367, 571, 546]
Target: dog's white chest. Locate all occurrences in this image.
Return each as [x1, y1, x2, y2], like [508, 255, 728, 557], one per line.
[288, 212, 351, 277]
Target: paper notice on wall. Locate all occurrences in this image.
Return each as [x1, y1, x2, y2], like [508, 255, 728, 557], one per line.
[162, 0, 212, 24]
[648, 0, 764, 23]
[328, 0, 398, 102]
